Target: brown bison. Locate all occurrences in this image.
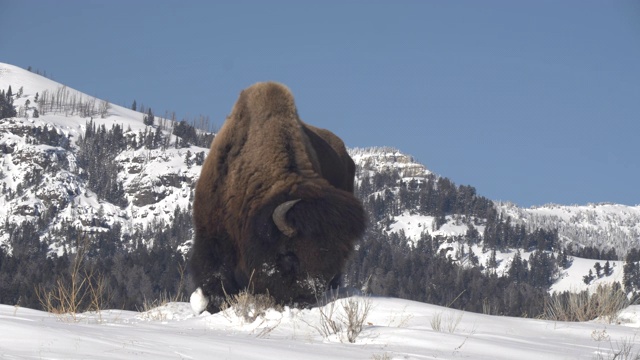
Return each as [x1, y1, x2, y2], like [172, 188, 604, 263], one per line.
[190, 82, 366, 314]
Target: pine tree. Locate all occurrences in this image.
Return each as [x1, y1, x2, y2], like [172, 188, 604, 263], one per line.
[0, 88, 17, 119]
[144, 108, 154, 126]
[487, 249, 498, 272]
[153, 126, 162, 149]
[594, 262, 602, 278]
[583, 269, 594, 285]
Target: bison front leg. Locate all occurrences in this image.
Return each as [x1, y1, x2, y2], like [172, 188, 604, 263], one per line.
[189, 233, 239, 315]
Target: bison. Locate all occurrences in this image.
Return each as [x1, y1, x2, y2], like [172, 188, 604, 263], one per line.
[190, 82, 366, 314]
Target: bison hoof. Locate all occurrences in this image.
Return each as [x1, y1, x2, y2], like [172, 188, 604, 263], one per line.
[190, 287, 209, 315]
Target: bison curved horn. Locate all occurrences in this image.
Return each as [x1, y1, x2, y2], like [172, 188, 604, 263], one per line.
[272, 199, 301, 237]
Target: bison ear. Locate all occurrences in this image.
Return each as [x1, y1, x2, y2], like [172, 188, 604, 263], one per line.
[272, 199, 301, 237]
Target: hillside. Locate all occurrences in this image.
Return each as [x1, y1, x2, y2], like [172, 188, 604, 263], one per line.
[1, 62, 639, 316]
[0, 63, 204, 252]
[350, 147, 640, 255]
[499, 202, 640, 256]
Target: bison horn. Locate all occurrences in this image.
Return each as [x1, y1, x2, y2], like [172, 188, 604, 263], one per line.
[272, 199, 301, 237]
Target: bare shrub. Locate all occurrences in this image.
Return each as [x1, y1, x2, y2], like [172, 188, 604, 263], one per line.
[430, 311, 463, 333]
[307, 296, 372, 343]
[593, 334, 640, 360]
[312, 299, 342, 338]
[341, 296, 372, 343]
[220, 272, 281, 323]
[35, 238, 110, 322]
[221, 289, 280, 323]
[545, 284, 629, 323]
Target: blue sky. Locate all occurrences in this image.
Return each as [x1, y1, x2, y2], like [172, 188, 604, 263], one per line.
[2, 1, 639, 207]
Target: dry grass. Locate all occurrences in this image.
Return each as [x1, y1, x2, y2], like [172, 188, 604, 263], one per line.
[430, 311, 464, 333]
[342, 296, 373, 343]
[220, 272, 282, 323]
[593, 333, 640, 360]
[544, 284, 629, 323]
[306, 294, 372, 343]
[35, 238, 110, 322]
[221, 289, 281, 323]
[136, 291, 187, 321]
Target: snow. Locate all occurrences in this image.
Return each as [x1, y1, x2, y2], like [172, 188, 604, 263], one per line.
[3, 61, 640, 358]
[387, 212, 437, 240]
[387, 212, 486, 243]
[0, 62, 207, 251]
[1, 298, 639, 359]
[350, 147, 432, 178]
[551, 257, 626, 294]
[498, 202, 640, 255]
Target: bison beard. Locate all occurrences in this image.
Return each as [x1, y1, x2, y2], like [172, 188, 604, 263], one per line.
[189, 82, 366, 314]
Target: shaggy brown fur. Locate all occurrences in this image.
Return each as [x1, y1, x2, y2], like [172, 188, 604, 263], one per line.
[190, 82, 366, 314]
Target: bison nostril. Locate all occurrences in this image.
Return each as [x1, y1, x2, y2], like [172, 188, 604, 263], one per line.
[277, 252, 299, 274]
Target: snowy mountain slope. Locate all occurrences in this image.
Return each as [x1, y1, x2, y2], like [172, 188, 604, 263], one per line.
[0, 62, 206, 252]
[351, 147, 432, 179]
[352, 146, 640, 255]
[4, 62, 638, 255]
[499, 202, 640, 255]
[1, 298, 639, 360]
[1, 62, 639, 303]
[347, 145, 639, 296]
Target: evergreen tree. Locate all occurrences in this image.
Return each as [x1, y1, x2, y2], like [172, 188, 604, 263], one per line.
[0, 87, 17, 119]
[594, 262, 602, 278]
[487, 249, 498, 272]
[583, 269, 594, 285]
[144, 108, 154, 126]
[623, 249, 640, 293]
[508, 250, 528, 283]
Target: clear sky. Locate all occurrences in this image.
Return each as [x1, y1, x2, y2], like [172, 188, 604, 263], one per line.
[2, 0, 639, 207]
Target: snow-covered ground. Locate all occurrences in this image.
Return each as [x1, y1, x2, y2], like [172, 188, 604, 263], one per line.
[1, 298, 639, 359]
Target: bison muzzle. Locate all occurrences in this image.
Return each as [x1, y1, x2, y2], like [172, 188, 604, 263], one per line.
[189, 82, 366, 314]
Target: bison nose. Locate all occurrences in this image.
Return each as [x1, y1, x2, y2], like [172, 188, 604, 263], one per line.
[277, 252, 299, 274]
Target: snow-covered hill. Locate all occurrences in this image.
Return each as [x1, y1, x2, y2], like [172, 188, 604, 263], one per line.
[1, 62, 639, 301]
[4, 62, 638, 254]
[0, 62, 205, 253]
[499, 202, 640, 256]
[1, 298, 639, 359]
[349, 146, 640, 256]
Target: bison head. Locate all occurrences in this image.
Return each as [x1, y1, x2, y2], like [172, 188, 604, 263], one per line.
[241, 187, 366, 306]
